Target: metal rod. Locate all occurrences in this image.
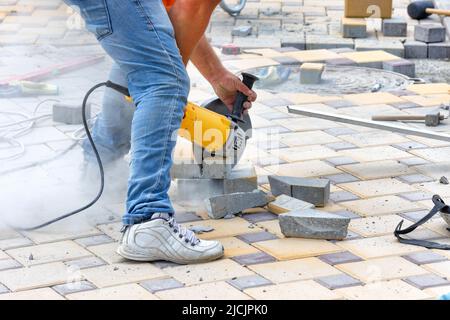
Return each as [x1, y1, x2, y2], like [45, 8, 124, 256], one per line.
[287, 106, 450, 142]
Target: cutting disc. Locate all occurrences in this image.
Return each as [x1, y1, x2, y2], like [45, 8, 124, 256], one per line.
[193, 98, 253, 167]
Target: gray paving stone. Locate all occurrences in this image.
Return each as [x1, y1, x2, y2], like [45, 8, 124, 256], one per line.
[205, 190, 272, 219]
[325, 157, 358, 166]
[383, 59, 415, 78]
[227, 275, 272, 290]
[428, 42, 450, 59]
[399, 157, 430, 166]
[318, 251, 363, 265]
[332, 210, 361, 219]
[355, 39, 405, 57]
[325, 142, 358, 151]
[414, 24, 446, 43]
[323, 127, 358, 135]
[203, 157, 232, 179]
[390, 102, 422, 110]
[279, 209, 350, 240]
[324, 173, 360, 184]
[281, 38, 306, 50]
[140, 278, 184, 293]
[382, 18, 407, 37]
[0, 284, 9, 294]
[399, 191, 433, 202]
[237, 231, 279, 244]
[404, 40, 428, 59]
[403, 251, 448, 265]
[64, 257, 106, 270]
[305, 34, 354, 50]
[397, 174, 435, 184]
[0, 259, 22, 271]
[403, 274, 450, 290]
[232, 252, 277, 266]
[174, 212, 202, 223]
[399, 210, 432, 222]
[342, 19, 367, 38]
[224, 164, 258, 194]
[171, 163, 202, 179]
[232, 25, 253, 37]
[315, 274, 362, 290]
[52, 281, 96, 295]
[53, 103, 91, 125]
[330, 191, 360, 203]
[269, 176, 330, 207]
[241, 211, 278, 223]
[176, 179, 224, 202]
[74, 235, 114, 247]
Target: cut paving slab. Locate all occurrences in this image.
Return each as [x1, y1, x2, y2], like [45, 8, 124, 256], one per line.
[414, 24, 446, 43]
[382, 59, 415, 78]
[268, 175, 330, 207]
[223, 164, 258, 194]
[279, 210, 350, 240]
[300, 63, 325, 84]
[205, 190, 272, 219]
[268, 194, 315, 214]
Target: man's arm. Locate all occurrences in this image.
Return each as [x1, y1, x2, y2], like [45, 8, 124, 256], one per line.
[190, 36, 257, 110]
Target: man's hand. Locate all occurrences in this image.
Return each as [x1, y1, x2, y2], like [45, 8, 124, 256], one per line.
[210, 68, 257, 113]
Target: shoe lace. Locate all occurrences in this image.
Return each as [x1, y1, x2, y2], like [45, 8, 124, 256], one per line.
[168, 217, 200, 246]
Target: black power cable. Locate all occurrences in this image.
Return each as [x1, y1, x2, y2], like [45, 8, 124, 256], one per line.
[12, 82, 108, 231]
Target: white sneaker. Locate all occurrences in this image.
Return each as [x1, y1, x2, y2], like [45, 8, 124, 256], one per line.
[117, 213, 224, 264]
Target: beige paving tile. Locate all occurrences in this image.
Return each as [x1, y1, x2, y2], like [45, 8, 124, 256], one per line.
[338, 146, 411, 162]
[415, 162, 450, 179]
[274, 145, 337, 162]
[285, 49, 341, 62]
[341, 50, 400, 64]
[337, 256, 427, 283]
[424, 285, 450, 299]
[241, 48, 284, 58]
[81, 262, 167, 288]
[407, 136, 450, 148]
[248, 258, 342, 283]
[96, 222, 123, 241]
[156, 281, 251, 300]
[423, 218, 450, 237]
[410, 147, 450, 163]
[244, 280, 342, 300]
[253, 238, 343, 261]
[401, 94, 450, 107]
[227, 57, 279, 70]
[343, 92, 404, 106]
[0, 262, 69, 292]
[279, 130, 341, 147]
[336, 279, 432, 300]
[182, 218, 262, 240]
[406, 83, 450, 95]
[0, 250, 8, 260]
[340, 131, 409, 147]
[275, 117, 338, 131]
[256, 220, 285, 238]
[340, 196, 421, 217]
[340, 160, 414, 180]
[423, 261, 450, 279]
[23, 226, 102, 244]
[265, 160, 341, 178]
[220, 237, 260, 258]
[0, 288, 64, 300]
[338, 104, 405, 119]
[87, 242, 125, 264]
[164, 259, 253, 286]
[339, 179, 417, 198]
[348, 215, 412, 237]
[276, 94, 340, 105]
[337, 235, 424, 259]
[67, 284, 158, 300]
[417, 181, 450, 197]
[6, 240, 92, 267]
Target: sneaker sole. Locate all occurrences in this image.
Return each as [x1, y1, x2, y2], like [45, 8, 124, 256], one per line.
[116, 245, 224, 265]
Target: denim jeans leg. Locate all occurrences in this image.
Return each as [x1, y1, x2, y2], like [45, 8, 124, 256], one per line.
[65, 0, 190, 225]
[82, 63, 135, 165]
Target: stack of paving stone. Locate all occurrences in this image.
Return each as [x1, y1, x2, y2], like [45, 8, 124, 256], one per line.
[407, 23, 450, 59]
[267, 176, 351, 241]
[171, 159, 273, 220]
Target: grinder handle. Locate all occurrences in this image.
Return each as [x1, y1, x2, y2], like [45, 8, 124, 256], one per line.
[231, 73, 259, 121]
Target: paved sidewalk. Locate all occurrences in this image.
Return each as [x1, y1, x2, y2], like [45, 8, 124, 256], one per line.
[0, 1, 449, 300]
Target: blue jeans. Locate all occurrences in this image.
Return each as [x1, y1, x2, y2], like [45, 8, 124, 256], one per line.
[66, 0, 190, 225]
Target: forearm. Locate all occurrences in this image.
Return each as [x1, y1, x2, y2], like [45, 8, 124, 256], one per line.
[190, 36, 226, 84]
[168, 0, 220, 65]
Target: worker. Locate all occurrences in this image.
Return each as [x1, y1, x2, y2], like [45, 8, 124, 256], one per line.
[65, 0, 257, 264]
